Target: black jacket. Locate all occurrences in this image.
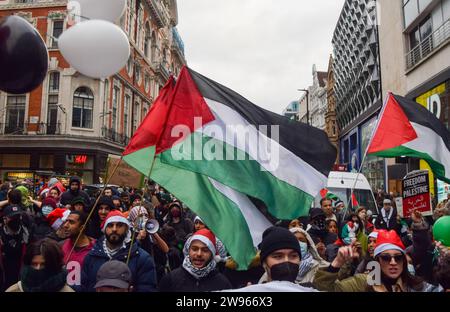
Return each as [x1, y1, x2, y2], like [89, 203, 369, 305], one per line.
[159, 266, 232, 292]
[60, 176, 91, 207]
[375, 208, 399, 232]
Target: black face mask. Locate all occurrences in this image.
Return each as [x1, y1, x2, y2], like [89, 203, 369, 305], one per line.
[269, 262, 299, 283]
[7, 217, 22, 232]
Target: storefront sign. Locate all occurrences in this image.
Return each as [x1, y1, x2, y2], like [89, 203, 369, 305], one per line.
[402, 170, 432, 217]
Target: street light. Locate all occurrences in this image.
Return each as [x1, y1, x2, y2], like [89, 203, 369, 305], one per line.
[298, 88, 309, 126]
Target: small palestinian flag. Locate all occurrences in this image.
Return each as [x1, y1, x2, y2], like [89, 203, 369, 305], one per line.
[320, 188, 340, 201]
[368, 93, 450, 183]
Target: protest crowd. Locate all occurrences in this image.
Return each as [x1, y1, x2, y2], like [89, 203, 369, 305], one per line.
[0, 177, 449, 293]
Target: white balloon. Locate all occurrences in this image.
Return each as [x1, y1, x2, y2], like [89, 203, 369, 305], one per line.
[58, 20, 130, 79]
[72, 0, 126, 22]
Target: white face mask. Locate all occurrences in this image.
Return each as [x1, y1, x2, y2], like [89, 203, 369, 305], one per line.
[42, 205, 53, 217]
[408, 264, 415, 276]
[299, 241, 308, 259]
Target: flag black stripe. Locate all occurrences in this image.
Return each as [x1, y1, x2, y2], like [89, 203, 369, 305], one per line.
[393, 94, 450, 152]
[187, 68, 337, 177]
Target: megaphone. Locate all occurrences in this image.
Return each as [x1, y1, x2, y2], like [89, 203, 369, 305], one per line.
[144, 219, 159, 234]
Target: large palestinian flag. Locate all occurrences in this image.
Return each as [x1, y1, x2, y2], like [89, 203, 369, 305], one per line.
[368, 93, 450, 183]
[123, 66, 336, 268]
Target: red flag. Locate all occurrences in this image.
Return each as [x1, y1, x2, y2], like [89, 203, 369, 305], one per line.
[320, 188, 328, 199]
[351, 192, 359, 208]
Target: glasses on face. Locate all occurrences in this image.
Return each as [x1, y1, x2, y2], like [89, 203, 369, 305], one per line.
[378, 253, 404, 263]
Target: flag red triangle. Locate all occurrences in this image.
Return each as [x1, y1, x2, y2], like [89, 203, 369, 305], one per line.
[367, 93, 418, 154]
[123, 76, 176, 156]
[123, 66, 216, 156]
[351, 192, 359, 207]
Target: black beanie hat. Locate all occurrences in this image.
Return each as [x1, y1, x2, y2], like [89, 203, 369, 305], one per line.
[259, 226, 301, 263]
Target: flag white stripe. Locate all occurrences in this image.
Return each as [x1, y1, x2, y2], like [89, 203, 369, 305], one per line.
[197, 98, 328, 197]
[209, 177, 272, 247]
[405, 122, 450, 175]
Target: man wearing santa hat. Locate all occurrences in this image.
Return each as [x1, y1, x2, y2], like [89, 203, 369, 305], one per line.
[159, 229, 232, 292]
[80, 210, 157, 292]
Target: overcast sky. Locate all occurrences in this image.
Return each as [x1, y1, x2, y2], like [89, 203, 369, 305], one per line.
[176, 0, 345, 114]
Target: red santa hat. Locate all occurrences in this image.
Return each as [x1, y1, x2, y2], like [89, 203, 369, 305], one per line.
[189, 229, 216, 255]
[46, 208, 70, 230]
[374, 230, 405, 257]
[101, 210, 130, 232]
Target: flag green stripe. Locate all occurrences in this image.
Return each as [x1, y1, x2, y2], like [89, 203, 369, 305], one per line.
[122, 146, 156, 177]
[371, 145, 449, 183]
[160, 132, 314, 219]
[150, 156, 257, 269]
[123, 151, 257, 269]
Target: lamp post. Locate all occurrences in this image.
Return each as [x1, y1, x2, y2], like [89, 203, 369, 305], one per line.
[298, 88, 310, 126]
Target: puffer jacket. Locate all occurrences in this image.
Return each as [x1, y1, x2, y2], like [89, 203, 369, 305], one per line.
[80, 237, 157, 292]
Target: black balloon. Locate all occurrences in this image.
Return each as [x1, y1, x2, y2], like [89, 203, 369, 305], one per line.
[0, 15, 48, 94]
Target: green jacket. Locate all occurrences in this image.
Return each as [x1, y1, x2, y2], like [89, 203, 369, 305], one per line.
[313, 268, 443, 292]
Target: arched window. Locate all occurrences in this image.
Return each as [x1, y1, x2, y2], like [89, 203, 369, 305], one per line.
[72, 87, 94, 129]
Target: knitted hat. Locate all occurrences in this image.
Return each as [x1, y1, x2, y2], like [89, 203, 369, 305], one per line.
[101, 210, 130, 232]
[42, 197, 57, 210]
[188, 229, 216, 255]
[47, 208, 71, 230]
[374, 230, 405, 257]
[194, 216, 204, 224]
[259, 226, 301, 262]
[309, 208, 325, 221]
[70, 196, 86, 206]
[47, 178, 59, 188]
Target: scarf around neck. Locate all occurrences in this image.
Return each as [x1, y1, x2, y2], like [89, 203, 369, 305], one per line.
[20, 266, 67, 292]
[297, 252, 316, 279]
[182, 256, 216, 280]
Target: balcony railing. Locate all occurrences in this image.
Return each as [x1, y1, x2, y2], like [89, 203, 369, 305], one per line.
[1, 123, 28, 135]
[101, 127, 129, 146]
[406, 18, 450, 70]
[37, 122, 62, 135]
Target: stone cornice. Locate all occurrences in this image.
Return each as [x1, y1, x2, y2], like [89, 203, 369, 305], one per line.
[0, 1, 67, 11]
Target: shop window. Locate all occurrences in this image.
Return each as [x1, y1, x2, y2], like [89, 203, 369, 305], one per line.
[1, 154, 30, 168]
[72, 87, 94, 129]
[39, 155, 54, 169]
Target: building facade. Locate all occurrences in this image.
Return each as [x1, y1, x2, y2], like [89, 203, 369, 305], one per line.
[325, 55, 339, 163]
[282, 100, 300, 120]
[378, 0, 450, 199]
[308, 65, 328, 130]
[332, 0, 385, 190]
[0, 0, 186, 185]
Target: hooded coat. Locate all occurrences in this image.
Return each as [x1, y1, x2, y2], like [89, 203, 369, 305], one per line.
[60, 177, 90, 207]
[80, 236, 157, 292]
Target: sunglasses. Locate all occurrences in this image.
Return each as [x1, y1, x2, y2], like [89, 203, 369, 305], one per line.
[378, 253, 404, 263]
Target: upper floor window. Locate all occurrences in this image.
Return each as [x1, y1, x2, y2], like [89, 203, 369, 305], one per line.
[72, 87, 94, 129]
[5, 95, 26, 134]
[51, 20, 64, 49]
[403, 0, 433, 28]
